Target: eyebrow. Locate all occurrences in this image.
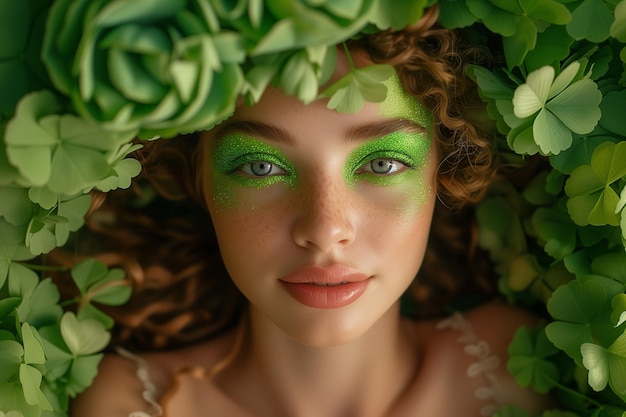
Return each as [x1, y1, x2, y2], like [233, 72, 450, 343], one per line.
[213, 118, 427, 146]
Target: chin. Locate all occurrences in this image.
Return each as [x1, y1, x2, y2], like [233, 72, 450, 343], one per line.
[274, 305, 390, 348]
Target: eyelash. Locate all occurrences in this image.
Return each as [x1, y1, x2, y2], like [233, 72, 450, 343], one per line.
[232, 153, 290, 178]
[355, 151, 416, 176]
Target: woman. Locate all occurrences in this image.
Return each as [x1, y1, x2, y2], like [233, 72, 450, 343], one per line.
[70, 7, 550, 417]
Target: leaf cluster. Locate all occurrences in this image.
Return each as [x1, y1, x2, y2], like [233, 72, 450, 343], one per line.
[0, 259, 130, 416]
[441, 1, 626, 415]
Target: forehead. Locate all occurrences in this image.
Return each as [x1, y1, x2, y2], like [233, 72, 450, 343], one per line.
[226, 75, 429, 138]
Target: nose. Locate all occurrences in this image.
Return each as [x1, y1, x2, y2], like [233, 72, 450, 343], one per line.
[292, 174, 356, 252]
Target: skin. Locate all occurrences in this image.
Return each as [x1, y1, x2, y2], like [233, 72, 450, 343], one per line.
[71, 51, 552, 417]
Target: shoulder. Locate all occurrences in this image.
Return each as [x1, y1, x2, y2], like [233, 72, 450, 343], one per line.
[462, 302, 554, 414]
[411, 302, 552, 415]
[71, 329, 239, 417]
[70, 352, 150, 417]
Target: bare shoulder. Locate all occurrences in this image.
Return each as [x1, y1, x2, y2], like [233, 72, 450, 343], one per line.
[465, 302, 554, 414]
[70, 353, 149, 417]
[71, 329, 238, 417]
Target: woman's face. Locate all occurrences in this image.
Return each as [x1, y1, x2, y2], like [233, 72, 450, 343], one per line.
[200, 58, 437, 347]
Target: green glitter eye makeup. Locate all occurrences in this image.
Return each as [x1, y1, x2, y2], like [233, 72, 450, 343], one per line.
[345, 131, 431, 187]
[212, 133, 296, 189]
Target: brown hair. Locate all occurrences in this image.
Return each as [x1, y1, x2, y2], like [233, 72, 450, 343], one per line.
[55, 6, 499, 350]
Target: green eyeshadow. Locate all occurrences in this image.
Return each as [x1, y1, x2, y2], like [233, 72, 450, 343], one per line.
[210, 133, 296, 205]
[344, 131, 431, 187]
[380, 73, 430, 127]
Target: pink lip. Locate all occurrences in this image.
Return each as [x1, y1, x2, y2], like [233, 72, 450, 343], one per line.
[280, 265, 370, 309]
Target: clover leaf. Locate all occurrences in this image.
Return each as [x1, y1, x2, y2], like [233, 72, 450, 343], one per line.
[71, 259, 131, 307]
[581, 332, 626, 396]
[567, 0, 615, 43]
[0, 241, 36, 291]
[466, 0, 571, 68]
[599, 90, 626, 137]
[612, 294, 626, 327]
[15, 278, 62, 330]
[437, 0, 478, 28]
[5, 91, 136, 194]
[54, 194, 91, 248]
[319, 64, 395, 113]
[64, 354, 102, 398]
[369, 0, 429, 30]
[531, 207, 577, 260]
[546, 280, 609, 364]
[512, 62, 602, 155]
[0, 340, 23, 381]
[612, 0, 626, 42]
[0, 187, 33, 226]
[507, 325, 560, 393]
[60, 313, 110, 357]
[565, 141, 626, 226]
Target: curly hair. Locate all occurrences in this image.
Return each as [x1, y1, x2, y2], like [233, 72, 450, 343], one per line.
[54, 6, 500, 350]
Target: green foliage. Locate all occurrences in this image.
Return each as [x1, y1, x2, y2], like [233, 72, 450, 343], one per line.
[0, 0, 625, 415]
[0, 259, 131, 416]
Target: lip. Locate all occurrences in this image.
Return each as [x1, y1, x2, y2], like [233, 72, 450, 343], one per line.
[280, 265, 370, 309]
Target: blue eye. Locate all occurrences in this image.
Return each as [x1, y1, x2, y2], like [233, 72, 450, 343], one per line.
[359, 158, 408, 175]
[239, 160, 287, 177]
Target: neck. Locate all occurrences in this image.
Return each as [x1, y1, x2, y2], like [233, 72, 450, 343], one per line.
[222, 303, 419, 417]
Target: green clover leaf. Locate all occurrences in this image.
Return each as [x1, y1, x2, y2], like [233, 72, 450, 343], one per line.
[60, 312, 110, 357]
[0, 340, 23, 381]
[619, 184, 626, 242]
[581, 332, 626, 395]
[64, 354, 102, 398]
[369, 0, 429, 31]
[545, 279, 608, 364]
[0, 187, 33, 226]
[612, 294, 626, 327]
[252, 0, 376, 55]
[319, 64, 395, 113]
[567, 0, 615, 43]
[0, 381, 37, 417]
[437, 0, 478, 29]
[0, 240, 36, 291]
[16, 278, 62, 329]
[612, 0, 626, 42]
[565, 141, 626, 226]
[5, 91, 136, 194]
[512, 63, 602, 155]
[54, 194, 91, 248]
[19, 364, 51, 410]
[531, 207, 577, 260]
[599, 90, 626, 137]
[507, 325, 560, 393]
[466, 0, 571, 68]
[71, 259, 131, 308]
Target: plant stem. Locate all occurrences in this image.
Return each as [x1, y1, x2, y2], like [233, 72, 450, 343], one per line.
[342, 42, 355, 70]
[548, 378, 603, 408]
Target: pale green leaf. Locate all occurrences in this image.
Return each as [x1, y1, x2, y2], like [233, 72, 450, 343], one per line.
[20, 323, 45, 365]
[581, 342, 609, 391]
[513, 66, 554, 118]
[547, 62, 580, 100]
[533, 108, 572, 155]
[60, 312, 110, 356]
[611, 0, 626, 42]
[546, 79, 602, 134]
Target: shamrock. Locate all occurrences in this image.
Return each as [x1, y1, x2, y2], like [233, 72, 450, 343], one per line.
[511, 62, 602, 155]
[319, 64, 395, 113]
[565, 141, 626, 227]
[581, 332, 626, 397]
[507, 326, 560, 393]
